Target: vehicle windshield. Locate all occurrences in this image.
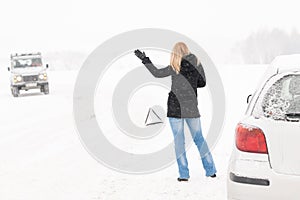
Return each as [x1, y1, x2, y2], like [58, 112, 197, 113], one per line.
[253, 74, 300, 121]
[13, 58, 42, 68]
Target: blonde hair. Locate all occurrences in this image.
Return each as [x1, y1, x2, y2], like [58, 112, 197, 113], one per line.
[170, 42, 190, 73]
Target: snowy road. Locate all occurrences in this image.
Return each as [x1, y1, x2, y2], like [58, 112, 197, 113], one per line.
[0, 65, 267, 200]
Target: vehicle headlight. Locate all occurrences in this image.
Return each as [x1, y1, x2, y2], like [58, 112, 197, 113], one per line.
[39, 73, 47, 80]
[39, 74, 44, 80]
[13, 75, 22, 82]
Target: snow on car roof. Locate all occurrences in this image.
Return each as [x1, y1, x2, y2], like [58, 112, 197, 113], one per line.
[11, 53, 42, 60]
[11, 54, 42, 60]
[252, 55, 300, 94]
[271, 54, 300, 73]
[260, 54, 300, 82]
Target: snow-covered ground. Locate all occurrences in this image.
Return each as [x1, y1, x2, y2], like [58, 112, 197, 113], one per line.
[0, 65, 267, 200]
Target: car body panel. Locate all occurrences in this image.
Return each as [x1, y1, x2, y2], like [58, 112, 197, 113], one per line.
[240, 117, 300, 176]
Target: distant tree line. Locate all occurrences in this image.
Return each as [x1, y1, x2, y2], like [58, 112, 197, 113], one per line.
[236, 28, 300, 64]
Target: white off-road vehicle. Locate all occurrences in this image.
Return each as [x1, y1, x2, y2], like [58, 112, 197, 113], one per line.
[8, 53, 49, 97]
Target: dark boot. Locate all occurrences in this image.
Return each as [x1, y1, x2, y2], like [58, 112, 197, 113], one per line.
[177, 178, 189, 182]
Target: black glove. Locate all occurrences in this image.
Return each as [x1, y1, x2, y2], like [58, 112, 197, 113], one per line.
[134, 49, 147, 60]
[134, 49, 152, 64]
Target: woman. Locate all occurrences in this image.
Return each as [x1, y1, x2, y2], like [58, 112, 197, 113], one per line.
[134, 42, 216, 181]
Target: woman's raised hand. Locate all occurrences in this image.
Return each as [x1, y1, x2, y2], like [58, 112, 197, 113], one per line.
[134, 49, 147, 60]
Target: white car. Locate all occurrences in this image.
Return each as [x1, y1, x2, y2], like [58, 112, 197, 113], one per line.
[8, 53, 49, 97]
[227, 54, 300, 200]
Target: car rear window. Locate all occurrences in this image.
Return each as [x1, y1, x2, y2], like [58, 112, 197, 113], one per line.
[253, 74, 300, 121]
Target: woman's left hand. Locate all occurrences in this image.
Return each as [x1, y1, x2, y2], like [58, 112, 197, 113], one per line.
[134, 49, 147, 60]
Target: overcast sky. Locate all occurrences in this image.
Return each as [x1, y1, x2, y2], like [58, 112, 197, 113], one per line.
[1, 0, 300, 65]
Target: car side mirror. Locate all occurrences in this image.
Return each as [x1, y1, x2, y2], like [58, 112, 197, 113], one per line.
[46, 64, 49, 68]
[7, 67, 10, 71]
[247, 94, 252, 104]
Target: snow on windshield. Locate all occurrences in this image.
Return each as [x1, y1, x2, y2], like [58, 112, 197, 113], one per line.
[13, 58, 42, 68]
[253, 74, 300, 120]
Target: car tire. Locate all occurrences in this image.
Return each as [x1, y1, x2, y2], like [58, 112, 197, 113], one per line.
[11, 86, 19, 97]
[43, 84, 49, 95]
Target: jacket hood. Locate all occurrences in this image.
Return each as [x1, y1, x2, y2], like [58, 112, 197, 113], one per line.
[181, 54, 198, 69]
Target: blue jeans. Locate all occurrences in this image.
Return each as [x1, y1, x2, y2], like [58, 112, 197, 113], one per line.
[169, 117, 217, 178]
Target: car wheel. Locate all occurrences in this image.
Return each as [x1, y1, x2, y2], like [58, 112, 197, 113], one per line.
[11, 87, 19, 97]
[43, 84, 49, 95]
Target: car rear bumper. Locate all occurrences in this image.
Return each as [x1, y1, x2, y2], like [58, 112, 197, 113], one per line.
[228, 158, 300, 200]
[229, 172, 270, 186]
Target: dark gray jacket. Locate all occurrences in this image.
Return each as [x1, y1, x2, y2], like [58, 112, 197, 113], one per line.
[142, 54, 206, 118]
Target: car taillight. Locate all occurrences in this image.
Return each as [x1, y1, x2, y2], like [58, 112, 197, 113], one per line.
[235, 123, 268, 154]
